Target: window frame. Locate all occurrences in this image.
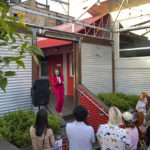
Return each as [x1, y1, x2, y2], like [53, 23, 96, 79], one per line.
[39, 57, 49, 78]
[69, 53, 74, 77]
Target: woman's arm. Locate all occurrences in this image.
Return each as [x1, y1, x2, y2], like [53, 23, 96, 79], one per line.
[145, 109, 150, 122]
[61, 75, 64, 84]
[136, 102, 140, 112]
[96, 127, 101, 149]
[53, 77, 59, 86]
[49, 130, 55, 148]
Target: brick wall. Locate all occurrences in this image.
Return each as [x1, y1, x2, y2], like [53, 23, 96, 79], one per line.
[9, 0, 74, 28]
[78, 85, 109, 131]
[62, 140, 67, 150]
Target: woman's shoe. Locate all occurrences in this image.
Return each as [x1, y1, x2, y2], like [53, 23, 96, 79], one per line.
[59, 113, 63, 116]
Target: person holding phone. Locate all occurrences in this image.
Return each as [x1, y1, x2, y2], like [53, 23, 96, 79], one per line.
[53, 68, 64, 115]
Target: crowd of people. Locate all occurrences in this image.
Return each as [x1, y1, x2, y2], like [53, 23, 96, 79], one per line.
[30, 92, 150, 150]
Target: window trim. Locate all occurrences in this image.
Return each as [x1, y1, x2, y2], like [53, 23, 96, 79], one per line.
[40, 60, 49, 78]
[69, 53, 74, 77]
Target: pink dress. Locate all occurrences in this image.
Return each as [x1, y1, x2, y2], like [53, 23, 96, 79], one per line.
[53, 74, 64, 113]
[126, 127, 139, 150]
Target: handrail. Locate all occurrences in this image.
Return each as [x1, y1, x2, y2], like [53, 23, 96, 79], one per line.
[78, 88, 109, 117]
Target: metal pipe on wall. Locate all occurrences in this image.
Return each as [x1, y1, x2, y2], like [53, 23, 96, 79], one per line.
[112, 0, 126, 29]
[114, 24, 150, 32]
[12, 5, 110, 32]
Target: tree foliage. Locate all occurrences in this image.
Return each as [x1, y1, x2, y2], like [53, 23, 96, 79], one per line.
[0, 2, 44, 92]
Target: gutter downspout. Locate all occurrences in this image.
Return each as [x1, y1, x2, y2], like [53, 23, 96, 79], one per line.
[111, 33, 115, 92]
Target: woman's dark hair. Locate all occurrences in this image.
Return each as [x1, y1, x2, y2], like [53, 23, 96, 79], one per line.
[54, 68, 61, 76]
[123, 119, 135, 129]
[73, 105, 88, 122]
[35, 109, 48, 136]
[146, 96, 150, 111]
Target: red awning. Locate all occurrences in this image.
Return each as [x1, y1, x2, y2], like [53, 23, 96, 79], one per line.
[53, 15, 104, 33]
[37, 38, 72, 49]
[37, 15, 104, 49]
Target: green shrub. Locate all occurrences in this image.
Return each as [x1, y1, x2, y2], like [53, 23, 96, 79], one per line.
[98, 93, 139, 112]
[0, 109, 61, 148]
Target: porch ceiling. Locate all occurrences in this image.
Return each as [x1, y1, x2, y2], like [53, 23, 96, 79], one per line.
[85, 0, 150, 16]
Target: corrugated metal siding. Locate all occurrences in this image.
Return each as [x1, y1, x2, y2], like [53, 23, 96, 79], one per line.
[0, 34, 32, 115]
[81, 43, 112, 95]
[115, 59, 150, 95]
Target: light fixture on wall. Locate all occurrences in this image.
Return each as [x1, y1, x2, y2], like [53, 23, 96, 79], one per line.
[48, 15, 53, 23]
[96, 51, 102, 57]
[54, 48, 59, 53]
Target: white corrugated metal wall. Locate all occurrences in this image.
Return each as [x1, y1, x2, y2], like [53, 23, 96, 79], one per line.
[115, 59, 150, 95]
[113, 22, 150, 95]
[81, 42, 112, 95]
[0, 34, 32, 115]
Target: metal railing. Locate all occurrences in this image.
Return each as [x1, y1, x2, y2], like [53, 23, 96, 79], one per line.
[78, 88, 109, 117]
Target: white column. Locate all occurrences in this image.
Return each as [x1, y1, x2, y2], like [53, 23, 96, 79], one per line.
[63, 52, 67, 95]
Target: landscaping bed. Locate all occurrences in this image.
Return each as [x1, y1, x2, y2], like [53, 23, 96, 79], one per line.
[0, 110, 61, 148]
[98, 93, 139, 112]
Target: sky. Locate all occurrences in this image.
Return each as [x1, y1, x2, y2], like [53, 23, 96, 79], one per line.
[36, 0, 91, 19]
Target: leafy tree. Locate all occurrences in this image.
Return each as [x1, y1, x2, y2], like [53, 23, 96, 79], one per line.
[0, 2, 44, 92]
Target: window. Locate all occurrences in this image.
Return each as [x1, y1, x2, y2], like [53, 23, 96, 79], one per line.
[120, 48, 150, 58]
[56, 20, 64, 26]
[40, 56, 49, 77]
[119, 30, 150, 58]
[69, 54, 74, 76]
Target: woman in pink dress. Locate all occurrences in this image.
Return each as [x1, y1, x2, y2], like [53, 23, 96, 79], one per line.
[52, 68, 64, 115]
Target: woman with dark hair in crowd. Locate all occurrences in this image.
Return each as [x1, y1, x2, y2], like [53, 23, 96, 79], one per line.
[123, 112, 139, 150]
[66, 105, 95, 150]
[53, 68, 64, 115]
[145, 96, 150, 150]
[30, 109, 55, 150]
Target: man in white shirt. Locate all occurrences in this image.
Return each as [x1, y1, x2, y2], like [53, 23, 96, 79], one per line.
[66, 105, 95, 150]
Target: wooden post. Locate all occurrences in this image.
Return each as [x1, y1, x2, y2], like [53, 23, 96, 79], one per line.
[73, 42, 81, 106]
[31, 28, 38, 81]
[112, 51, 115, 92]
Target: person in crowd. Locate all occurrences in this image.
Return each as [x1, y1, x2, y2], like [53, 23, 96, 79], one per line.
[66, 105, 95, 150]
[136, 92, 148, 138]
[97, 107, 132, 150]
[123, 112, 139, 150]
[145, 96, 150, 149]
[53, 68, 64, 115]
[30, 109, 55, 150]
[136, 92, 148, 126]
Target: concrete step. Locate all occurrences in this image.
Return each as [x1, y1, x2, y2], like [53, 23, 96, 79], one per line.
[0, 138, 19, 150]
[21, 146, 32, 150]
[63, 114, 74, 122]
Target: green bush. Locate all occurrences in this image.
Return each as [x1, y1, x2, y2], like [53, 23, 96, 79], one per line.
[0, 109, 61, 148]
[98, 93, 139, 112]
